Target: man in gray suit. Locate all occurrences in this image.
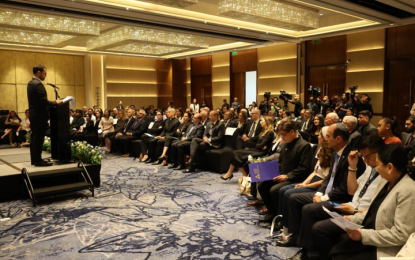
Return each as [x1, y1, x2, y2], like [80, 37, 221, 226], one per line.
[27, 65, 62, 166]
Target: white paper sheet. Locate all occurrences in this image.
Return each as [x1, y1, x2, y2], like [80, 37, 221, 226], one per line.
[62, 96, 75, 109]
[225, 127, 237, 136]
[148, 122, 154, 129]
[144, 133, 154, 137]
[323, 206, 363, 231]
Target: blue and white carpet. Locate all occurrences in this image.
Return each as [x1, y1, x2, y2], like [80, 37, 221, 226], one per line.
[0, 156, 300, 259]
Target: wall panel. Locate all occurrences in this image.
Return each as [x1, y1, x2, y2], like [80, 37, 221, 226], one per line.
[306, 35, 346, 67]
[15, 52, 35, 84]
[16, 84, 28, 114]
[258, 44, 297, 62]
[346, 49, 384, 72]
[35, 53, 56, 85]
[0, 84, 17, 111]
[0, 51, 16, 84]
[74, 56, 85, 86]
[346, 71, 384, 92]
[55, 54, 75, 86]
[75, 85, 86, 109]
[347, 29, 385, 52]
[257, 59, 297, 78]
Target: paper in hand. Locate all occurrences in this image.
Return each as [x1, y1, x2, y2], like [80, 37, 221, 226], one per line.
[145, 133, 154, 137]
[323, 206, 363, 231]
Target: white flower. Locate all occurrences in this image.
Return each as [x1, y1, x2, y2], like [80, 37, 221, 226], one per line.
[99, 155, 102, 159]
[91, 150, 95, 154]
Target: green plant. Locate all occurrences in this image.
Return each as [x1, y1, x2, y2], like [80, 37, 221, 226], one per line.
[71, 141, 104, 164]
[42, 136, 51, 152]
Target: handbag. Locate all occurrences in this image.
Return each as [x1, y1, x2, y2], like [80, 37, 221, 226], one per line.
[238, 177, 251, 196]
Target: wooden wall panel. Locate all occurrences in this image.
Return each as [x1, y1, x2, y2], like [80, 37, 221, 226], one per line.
[157, 60, 173, 108]
[191, 56, 212, 76]
[106, 69, 132, 83]
[346, 71, 384, 92]
[75, 85, 86, 109]
[107, 97, 132, 109]
[15, 52, 35, 84]
[387, 24, 415, 59]
[55, 54, 75, 86]
[231, 49, 257, 73]
[257, 59, 297, 78]
[212, 67, 229, 81]
[191, 56, 212, 107]
[172, 59, 187, 109]
[0, 51, 16, 84]
[0, 84, 17, 111]
[35, 53, 56, 85]
[232, 73, 245, 106]
[257, 76, 297, 93]
[132, 97, 158, 108]
[347, 29, 385, 52]
[106, 83, 132, 96]
[74, 56, 85, 86]
[257, 44, 297, 62]
[106, 56, 130, 69]
[306, 35, 346, 67]
[131, 84, 158, 96]
[131, 71, 158, 83]
[16, 84, 28, 114]
[347, 49, 385, 72]
[212, 52, 229, 67]
[212, 81, 230, 96]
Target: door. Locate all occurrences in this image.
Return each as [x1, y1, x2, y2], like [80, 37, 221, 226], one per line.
[386, 58, 415, 128]
[307, 65, 345, 102]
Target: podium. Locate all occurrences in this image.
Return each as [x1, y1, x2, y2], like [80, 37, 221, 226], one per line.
[49, 97, 74, 163]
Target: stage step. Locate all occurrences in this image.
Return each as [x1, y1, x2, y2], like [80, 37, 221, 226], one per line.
[34, 182, 92, 197]
[22, 162, 94, 207]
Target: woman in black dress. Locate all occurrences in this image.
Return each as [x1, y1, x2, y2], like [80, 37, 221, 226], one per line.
[221, 116, 275, 180]
[156, 112, 191, 166]
[330, 144, 415, 260]
[1, 111, 21, 146]
[237, 110, 248, 136]
[302, 114, 324, 144]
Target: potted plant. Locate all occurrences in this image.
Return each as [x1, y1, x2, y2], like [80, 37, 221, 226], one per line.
[71, 141, 104, 187]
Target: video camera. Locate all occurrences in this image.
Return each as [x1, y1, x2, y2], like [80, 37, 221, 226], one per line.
[263, 92, 271, 100]
[308, 85, 321, 98]
[279, 90, 292, 100]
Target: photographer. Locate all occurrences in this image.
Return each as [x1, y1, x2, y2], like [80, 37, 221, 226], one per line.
[335, 93, 352, 120]
[307, 97, 320, 116]
[288, 94, 303, 118]
[259, 96, 270, 114]
[351, 91, 373, 118]
[318, 96, 331, 117]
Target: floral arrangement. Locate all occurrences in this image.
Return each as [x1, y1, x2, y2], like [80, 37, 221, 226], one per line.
[42, 137, 51, 152]
[71, 141, 104, 164]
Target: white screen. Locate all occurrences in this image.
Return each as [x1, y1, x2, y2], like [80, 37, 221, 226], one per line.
[245, 71, 257, 108]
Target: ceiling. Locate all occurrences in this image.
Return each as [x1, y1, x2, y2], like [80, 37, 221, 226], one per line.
[1, 0, 415, 59]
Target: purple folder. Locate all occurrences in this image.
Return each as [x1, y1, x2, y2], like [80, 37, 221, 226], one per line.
[248, 160, 280, 183]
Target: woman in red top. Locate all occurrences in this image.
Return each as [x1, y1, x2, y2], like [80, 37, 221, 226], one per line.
[377, 117, 402, 145]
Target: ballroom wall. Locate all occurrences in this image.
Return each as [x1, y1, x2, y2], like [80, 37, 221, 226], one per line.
[0, 50, 85, 118]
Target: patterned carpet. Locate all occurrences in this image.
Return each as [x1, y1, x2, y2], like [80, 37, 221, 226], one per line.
[0, 156, 300, 260]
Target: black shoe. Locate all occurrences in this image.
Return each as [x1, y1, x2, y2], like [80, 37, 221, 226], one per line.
[220, 174, 233, 181]
[145, 160, 154, 164]
[185, 158, 195, 166]
[276, 236, 298, 247]
[183, 166, 195, 173]
[258, 215, 276, 223]
[144, 157, 152, 163]
[168, 163, 178, 169]
[34, 160, 53, 167]
[157, 156, 166, 164]
[286, 248, 308, 260]
[173, 164, 183, 170]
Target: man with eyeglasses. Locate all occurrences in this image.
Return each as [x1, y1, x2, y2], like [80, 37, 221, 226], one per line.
[277, 123, 366, 249]
[237, 108, 262, 149]
[403, 116, 415, 148]
[290, 135, 384, 260]
[257, 120, 312, 224]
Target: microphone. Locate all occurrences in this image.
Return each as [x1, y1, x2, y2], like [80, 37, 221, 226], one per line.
[47, 83, 60, 90]
[342, 59, 351, 69]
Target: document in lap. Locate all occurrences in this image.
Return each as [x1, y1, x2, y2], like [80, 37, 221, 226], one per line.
[322, 206, 363, 231]
[144, 133, 154, 137]
[248, 160, 280, 183]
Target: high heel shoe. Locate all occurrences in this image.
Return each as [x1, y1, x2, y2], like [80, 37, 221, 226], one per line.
[157, 156, 166, 164]
[159, 160, 167, 167]
[220, 174, 233, 181]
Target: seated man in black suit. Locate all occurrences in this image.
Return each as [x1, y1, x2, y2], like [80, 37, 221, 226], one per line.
[185, 110, 225, 173]
[169, 113, 205, 170]
[221, 111, 238, 128]
[237, 108, 262, 149]
[119, 109, 148, 157]
[298, 109, 313, 132]
[403, 116, 415, 148]
[140, 111, 165, 162]
[109, 109, 136, 154]
[357, 110, 377, 138]
[343, 115, 363, 150]
[277, 123, 366, 248]
[70, 109, 85, 140]
[258, 120, 312, 223]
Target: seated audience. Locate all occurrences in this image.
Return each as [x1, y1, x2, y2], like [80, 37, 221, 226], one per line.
[155, 112, 191, 166]
[377, 117, 402, 145]
[105, 109, 126, 153]
[221, 116, 275, 180]
[237, 110, 248, 134]
[343, 115, 363, 150]
[299, 109, 313, 132]
[168, 113, 205, 170]
[330, 144, 415, 260]
[357, 110, 377, 138]
[108, 109, 136, 154]
[1, 111, 21, 146]
[99, 109, 114, 146]
[118, 109, 148, 157]
[302, 114, 324, 144]
[70, 109, 85, 140]
[258, 120, 312, 223]
[185, 110, 225, 173]
[74, 113, 96, 145]
[237, 108, 262, 149]
[176, 108, 184, 124]
[17, 109, 30, 146]
[140, 111, 165, 162]
[221, 111, 238, 128]
[403, 116, 415, 148]
[111, 108, 118, 118]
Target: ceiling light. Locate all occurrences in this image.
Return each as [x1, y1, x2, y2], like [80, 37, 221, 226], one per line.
[218, 0, 319, 31]
[319, 13, 323, 16]
[0, 28, 74, 46]
[390, 23, 394, 25]
[0, 8, 100, 36]
[133, 0, 198, 8]
[108, 43, 188, 55]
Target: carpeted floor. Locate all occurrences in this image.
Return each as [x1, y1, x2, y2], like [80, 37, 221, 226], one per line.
[0, 155, 300, 260]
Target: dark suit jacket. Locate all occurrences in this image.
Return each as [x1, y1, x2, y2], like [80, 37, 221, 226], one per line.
[172, 122, 191, 138]
[317, 144, 366, 202]
[27, 77, 54, 123]
[160, 118, 180, 137]
[402, 132, 415, 148]
[348, 130, 363, 150]
[204, 120, 226, 148]
[221, 119, 238, 128]
[299, 118, 313, 131]
[357, 123, 377, 138]
[183, 122, 205, 141]
[83, 120, 96, 136]
[148, 119, 164, 136]
[119, 117, 136, 134]
[71, 116, 85, 130]
[130, 118, 148, 138]
[243, 119, 263, 143]
[279, 137, 312, 182]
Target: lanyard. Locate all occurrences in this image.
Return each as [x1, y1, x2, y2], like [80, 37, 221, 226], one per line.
[358, 171, 379, 199]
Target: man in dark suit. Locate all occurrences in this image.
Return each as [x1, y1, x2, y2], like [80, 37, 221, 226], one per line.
[185, 110, 225, 173]
[403, 116, 415, 148]
[298, 109, 313, 131]
[277, 123, 366, 247]
[27, 65, 62, 166]
[357, 110, 377, 138]
[343, 115, 363, 150]
[70, 109, 85, 140]
[237, 108, 262, 149]
[221, 111, 238, 128]
[116, 101, 124, 110]
[140, 112, 165, 161]
[119, 109, 148, 157]
[169, 113, 205, 170]
[110, 109, 136, 154]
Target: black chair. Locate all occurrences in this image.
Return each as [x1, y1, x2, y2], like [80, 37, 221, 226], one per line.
[204, 129, 239, 174]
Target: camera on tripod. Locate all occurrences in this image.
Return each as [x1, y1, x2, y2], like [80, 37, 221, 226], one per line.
[349, 85, 358, 94]
[308, 85, 321, 98]
[263, 92, 271, 100]
[279, 90, 292, 100]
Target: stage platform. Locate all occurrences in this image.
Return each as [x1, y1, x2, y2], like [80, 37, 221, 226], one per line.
[0, 147, 101, 201]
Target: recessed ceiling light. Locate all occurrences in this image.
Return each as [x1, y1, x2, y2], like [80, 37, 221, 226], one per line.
[126, 7, 129, 10]
[204, 21, 207, 24]
[237, 27, 240, 29]
[266, 32, 269, 34]
[319, 13, 323, 16]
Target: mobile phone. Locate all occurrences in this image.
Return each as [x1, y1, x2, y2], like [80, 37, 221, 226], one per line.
[329, 201, 341, 207]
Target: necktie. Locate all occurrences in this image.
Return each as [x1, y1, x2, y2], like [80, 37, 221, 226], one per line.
[407, 135, 414, 146]
[325, 153, 339, 195]
[248, 121, 256, 137]
[186, 125, 195, 138]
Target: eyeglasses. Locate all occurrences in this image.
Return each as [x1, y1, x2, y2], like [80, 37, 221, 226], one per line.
[279, 131, 289, 138]
[358, 151, 377, 160]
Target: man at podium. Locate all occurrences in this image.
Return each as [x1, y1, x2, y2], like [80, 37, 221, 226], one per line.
[27, 65, 62, 166]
